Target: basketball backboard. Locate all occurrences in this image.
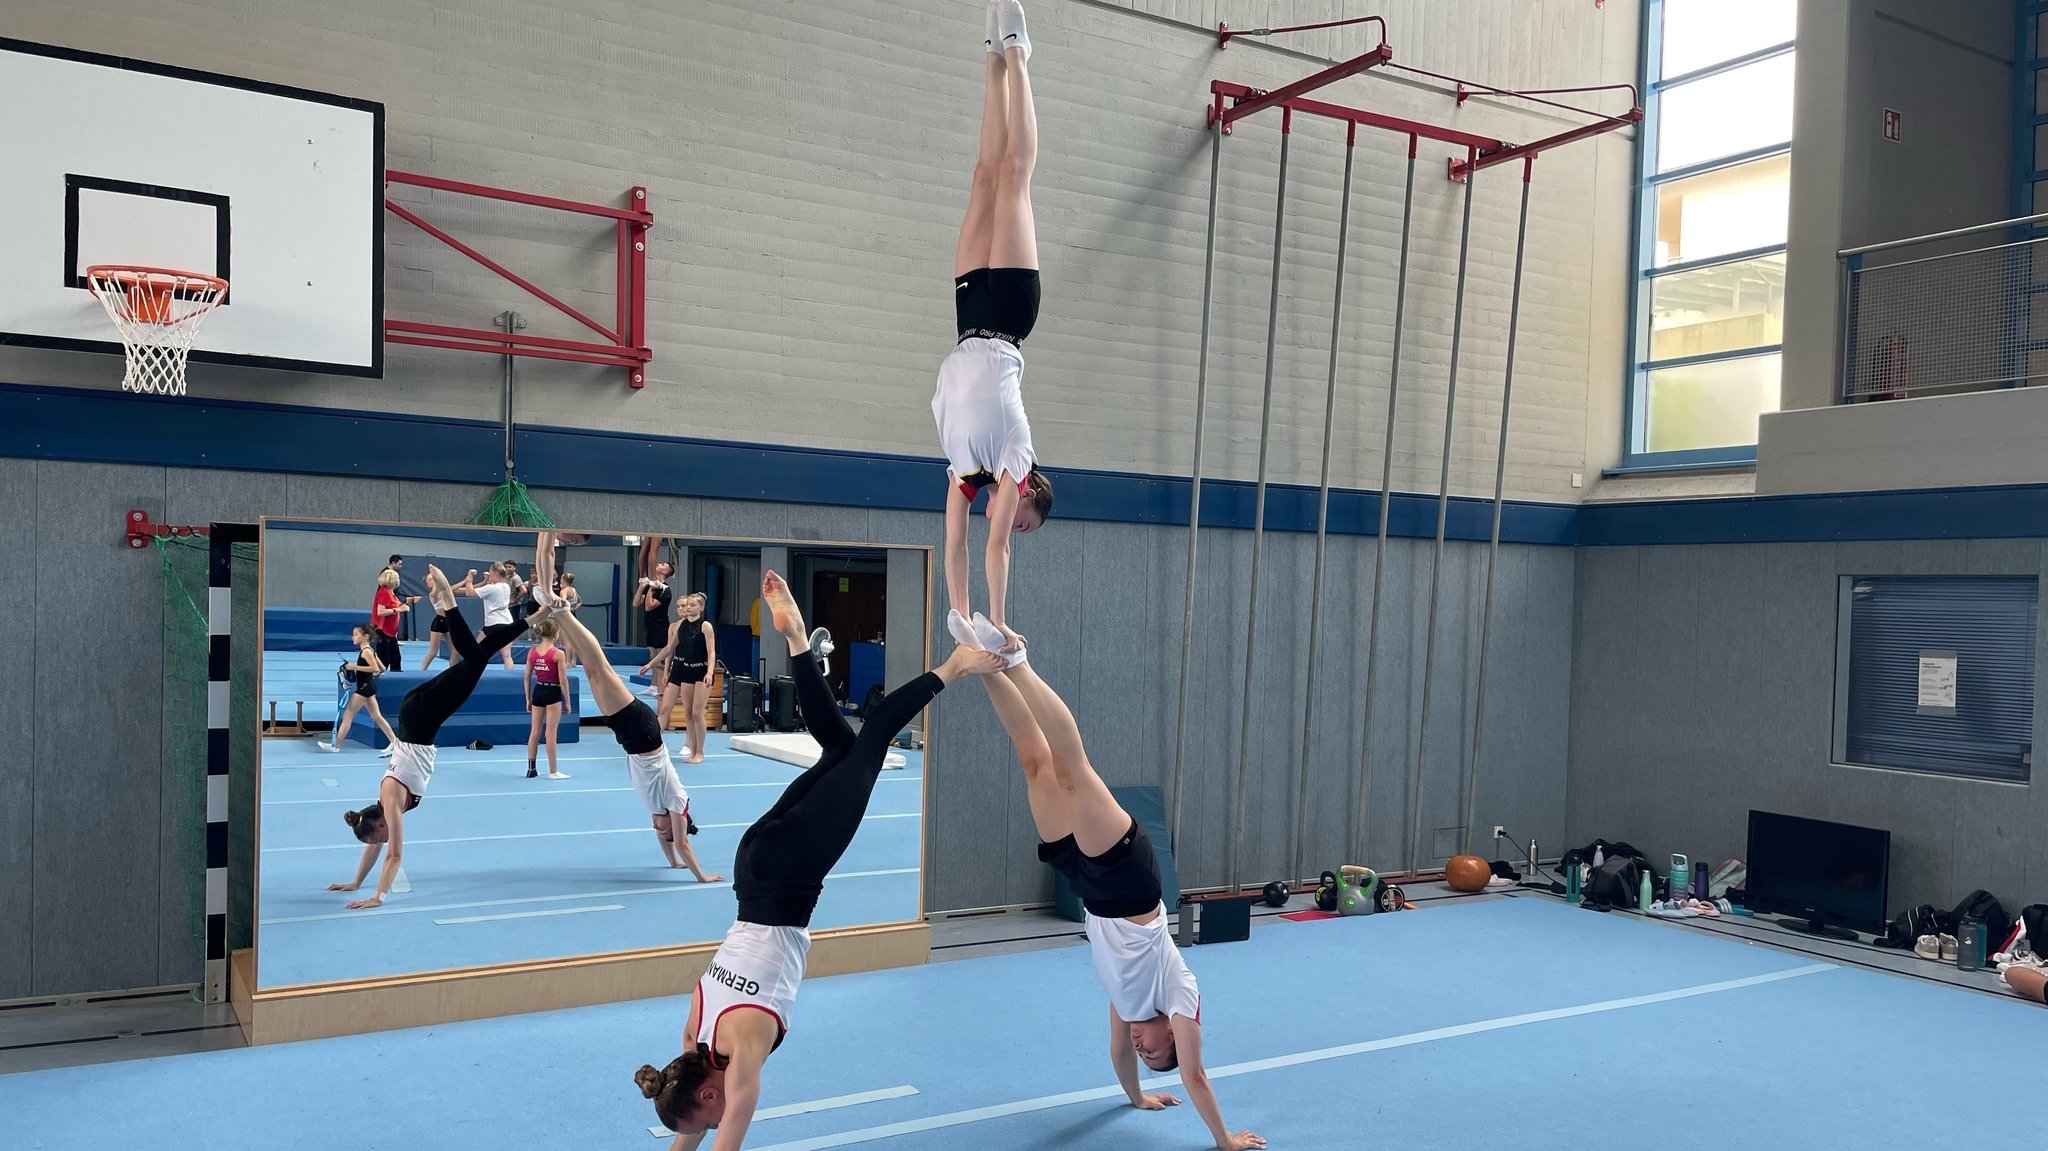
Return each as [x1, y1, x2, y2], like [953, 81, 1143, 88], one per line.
[0, 38, 384, 376]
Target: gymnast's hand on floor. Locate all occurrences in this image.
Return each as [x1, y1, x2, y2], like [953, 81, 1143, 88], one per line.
[1219, 1132, 1266, 1150]
[1132, 1093, 1179, 1111]
[326, 881, 360, 892]
[345, 896, 383, 910]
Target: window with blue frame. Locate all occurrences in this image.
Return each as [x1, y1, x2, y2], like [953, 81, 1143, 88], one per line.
[1628, 0, 1796, 466]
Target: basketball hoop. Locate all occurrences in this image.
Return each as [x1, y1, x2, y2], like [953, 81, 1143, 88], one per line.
[84, 265, 229, 397]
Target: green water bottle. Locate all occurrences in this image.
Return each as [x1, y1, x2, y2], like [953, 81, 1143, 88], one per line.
[1670, 854, 1691, 903]
[1637, 869, 1653, 911]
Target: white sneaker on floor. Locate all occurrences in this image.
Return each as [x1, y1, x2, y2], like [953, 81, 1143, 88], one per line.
[548, 771, 572, 780]
[1914, 934, 1943, 961]
[316, 741, 340, 753]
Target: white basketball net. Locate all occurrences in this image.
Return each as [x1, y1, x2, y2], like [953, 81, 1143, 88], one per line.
[85, 267, 228, 397]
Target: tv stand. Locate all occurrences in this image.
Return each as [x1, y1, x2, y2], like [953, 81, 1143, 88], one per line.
[1780, 915, 1859, 942]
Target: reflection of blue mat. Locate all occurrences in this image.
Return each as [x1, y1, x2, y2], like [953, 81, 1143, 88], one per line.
[264, 644, 639, 727]
[265, 607, 368, 650]
[339, 668, 582, 749]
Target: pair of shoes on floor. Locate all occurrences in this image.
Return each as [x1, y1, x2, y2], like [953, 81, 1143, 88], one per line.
[946, 609, 1027, 667]
[1914, 933, 1960, 962]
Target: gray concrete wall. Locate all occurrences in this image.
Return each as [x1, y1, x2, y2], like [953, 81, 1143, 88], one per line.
[0, 459, 1571, 998]
[1, 0, 1637, 506]
[1568, 539, 2048, 918]
[1780, 0, 2016, 414]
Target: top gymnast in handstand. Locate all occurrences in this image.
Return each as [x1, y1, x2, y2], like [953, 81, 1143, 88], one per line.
[935, 0, 1055, 655]
[635, 572, 1002, 1150]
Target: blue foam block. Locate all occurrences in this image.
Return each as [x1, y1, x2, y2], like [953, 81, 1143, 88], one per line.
[341, 667, 581, 748]
[265, 607, 369, 651]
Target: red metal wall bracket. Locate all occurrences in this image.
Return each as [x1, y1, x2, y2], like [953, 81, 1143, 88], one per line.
[384, 173, 654, 388]
[127, 509, 208, 548]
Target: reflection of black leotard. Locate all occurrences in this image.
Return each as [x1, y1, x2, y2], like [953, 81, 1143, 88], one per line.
[732, 654, 942, 927]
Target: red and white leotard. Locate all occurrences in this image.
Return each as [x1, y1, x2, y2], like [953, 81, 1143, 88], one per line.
[694, 921, 809, 1060]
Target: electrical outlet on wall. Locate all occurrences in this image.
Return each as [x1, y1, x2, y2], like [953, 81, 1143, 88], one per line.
[1492, 825, 1507, 840]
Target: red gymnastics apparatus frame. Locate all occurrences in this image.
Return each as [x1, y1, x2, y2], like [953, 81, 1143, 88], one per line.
[1170, 14, 1644, 906]
[383, 172, 654, 388]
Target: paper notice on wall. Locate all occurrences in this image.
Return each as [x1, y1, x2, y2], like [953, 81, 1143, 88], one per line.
[1917, 650, 1957, 715]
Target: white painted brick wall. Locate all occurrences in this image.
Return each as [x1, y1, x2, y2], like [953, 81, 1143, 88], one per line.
[4, 0, 1637, 502]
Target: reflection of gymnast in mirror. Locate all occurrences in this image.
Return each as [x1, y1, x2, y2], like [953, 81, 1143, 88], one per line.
[330, 566, 552, 910]
[524, 621, 570, 780]
[635, 569, 1001, 1150]
[645, 592, 715, 763]
[451, 562, 522, 669]
[936, 0, 1054, 658]
[534, 534, 719, 878]
[320, 623, 398, 755]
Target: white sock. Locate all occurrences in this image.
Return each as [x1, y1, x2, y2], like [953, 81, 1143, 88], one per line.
[996, 0, 1031, 61]
[985, 0, 999, 54]
[946, 609, 984, 651]
[970, 611, 1027, 668]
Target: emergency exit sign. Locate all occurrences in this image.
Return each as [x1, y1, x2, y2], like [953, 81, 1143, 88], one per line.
[1883, 107, 1901, 141]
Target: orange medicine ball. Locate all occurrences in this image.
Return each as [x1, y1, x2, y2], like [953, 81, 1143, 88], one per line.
[1444, 854, 1492, 893]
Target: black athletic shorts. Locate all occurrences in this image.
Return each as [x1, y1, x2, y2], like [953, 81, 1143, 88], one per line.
[530, 683, 564, 708]
[430, 614, 449, 634]
[1039, 819, 1163, 919]
[354, 677, 378, 700]
[955, 267, 1040, 345]
[670, 659, 708, 684]
[604, 700, 665, 756]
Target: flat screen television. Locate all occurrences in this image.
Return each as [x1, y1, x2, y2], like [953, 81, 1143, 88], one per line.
[1745, 810, 1891, 940]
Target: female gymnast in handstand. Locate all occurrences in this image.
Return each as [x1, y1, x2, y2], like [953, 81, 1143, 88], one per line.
[635, 571, 1002, 1150]
[935, 0, 1055, 656]
[974, 638, 1265, 1151]
[329, 565, 554, 910]
[532, 533, 720, 878]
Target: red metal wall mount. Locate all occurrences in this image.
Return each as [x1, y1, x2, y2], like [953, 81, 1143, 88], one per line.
[383, 172, 653, 388]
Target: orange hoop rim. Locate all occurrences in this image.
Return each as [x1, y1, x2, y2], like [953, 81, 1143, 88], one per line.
[84, 264, 230, 296]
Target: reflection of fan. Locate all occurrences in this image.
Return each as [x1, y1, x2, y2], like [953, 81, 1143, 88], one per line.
[809, 627, 835, 677]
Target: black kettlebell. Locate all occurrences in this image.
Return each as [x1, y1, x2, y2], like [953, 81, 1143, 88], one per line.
[1314, 870, 1340, 912]
[1261, 880, 1289, 908]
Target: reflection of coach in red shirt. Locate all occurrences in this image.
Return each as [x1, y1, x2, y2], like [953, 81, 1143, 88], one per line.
[371, 568, 411, 670]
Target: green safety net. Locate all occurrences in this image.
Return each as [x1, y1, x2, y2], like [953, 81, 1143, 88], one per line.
[469, 477, 555, 528]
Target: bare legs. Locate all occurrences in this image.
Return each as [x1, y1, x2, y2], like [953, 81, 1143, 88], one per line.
[2007, 965, 2047, 1004]
[956, 45, 1038, 277]
[980, 662, 1128, 856]
[332, 693, 397, 749]
[526, 699, 562, 777]
[681, 677, 709, 763]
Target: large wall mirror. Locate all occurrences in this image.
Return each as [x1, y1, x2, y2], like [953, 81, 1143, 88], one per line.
[254, 519, 932, 991]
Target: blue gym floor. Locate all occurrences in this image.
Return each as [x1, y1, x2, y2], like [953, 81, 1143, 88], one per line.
[263, 641, 638, 725]
[258, 730, 923, 987]
[9, 898, 2043, 1149]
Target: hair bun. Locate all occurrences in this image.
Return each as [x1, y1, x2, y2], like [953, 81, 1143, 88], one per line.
[343, 809, 362, 828]
[634, 1064, 665, 1099]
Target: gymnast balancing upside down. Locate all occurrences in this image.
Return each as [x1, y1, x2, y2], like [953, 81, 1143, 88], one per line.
[331, 565, 556, 910]
[636, 571, 1003, 1150]
[936, 0, 1054, 655]
[978, 648, 1265, 1150]
[532, 533, 720, 879]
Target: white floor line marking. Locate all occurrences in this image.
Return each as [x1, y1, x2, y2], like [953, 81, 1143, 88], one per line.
[745, 964, 1836, 1151]
[646, 1086, 920, 1136]
[266, 777, 921, 805]
[321, 778, 337, 787]
[434, 904, 625, 925]
[261, 866, 917, 925]
[263, 813, 918, 852]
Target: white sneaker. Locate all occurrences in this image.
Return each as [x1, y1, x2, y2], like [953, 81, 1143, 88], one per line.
[317, 741, 340, 753]
[548, 771, 572, 780]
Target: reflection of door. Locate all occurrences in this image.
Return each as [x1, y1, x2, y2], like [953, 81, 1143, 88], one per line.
[809, 571, 886, 702]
